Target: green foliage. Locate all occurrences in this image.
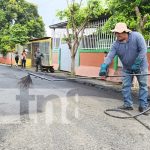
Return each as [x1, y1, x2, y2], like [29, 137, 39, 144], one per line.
[103, 0, 150, 39]
[25, 17, 45, 38]
[57, 0, 104, 29]
[0, 0, 45, 55]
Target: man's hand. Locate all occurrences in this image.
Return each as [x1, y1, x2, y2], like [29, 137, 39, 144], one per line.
[131, 64, 140, 73]
[41, 53, 44, 57]
[99, 63, 108, 77]
[131, 57, 142, 73]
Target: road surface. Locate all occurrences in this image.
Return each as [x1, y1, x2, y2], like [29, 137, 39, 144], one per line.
[0, 65, 150, 150]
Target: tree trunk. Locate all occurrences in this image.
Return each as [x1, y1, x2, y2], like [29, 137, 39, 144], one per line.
[71, 55, 75, 76]
[135, 6, 143, 33]
[70, 37, 79, 77]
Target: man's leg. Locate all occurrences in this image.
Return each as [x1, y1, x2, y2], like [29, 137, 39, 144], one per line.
[35, 60, 39, 72]
[23, 60, 25, 68]
[24, 60, 26, 68]
[136, 70, 148, 111]
[39, 60, 42, 71]
[121, 70, 134, 107]
[16, 59, 18, 67]
[15, 59, 17, 67]
[22, 60, 25, 68]
[21, 59, 23, 68]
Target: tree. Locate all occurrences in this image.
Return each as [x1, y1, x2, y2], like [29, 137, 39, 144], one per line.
[103, 0, 150, 39]
[57, 0, 104, 76]
[0, 0, 45, 55]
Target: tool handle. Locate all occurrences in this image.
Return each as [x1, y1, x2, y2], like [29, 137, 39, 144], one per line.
[107, 73, 150, 78]
[28, 72, 65, 81]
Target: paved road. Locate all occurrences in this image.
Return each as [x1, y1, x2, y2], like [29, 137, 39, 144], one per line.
[0, 65, 150, 150]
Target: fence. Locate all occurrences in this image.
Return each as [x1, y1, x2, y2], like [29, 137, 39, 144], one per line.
[80, 19, 150, 50]
[80, 19, 115, 49]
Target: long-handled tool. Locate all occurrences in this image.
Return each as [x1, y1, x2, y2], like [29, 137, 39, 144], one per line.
[18, 72, 150, 88]
[18, 72, 67, 88]
[107, 73, 150, 77]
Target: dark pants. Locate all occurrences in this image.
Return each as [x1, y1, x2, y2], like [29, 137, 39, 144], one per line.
[35, 59, 42, 72]
[22, 59, 26, 68]
[15, 58, 19, 64]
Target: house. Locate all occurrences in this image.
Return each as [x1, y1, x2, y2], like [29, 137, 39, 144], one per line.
[49, 15, 150, 86]
[49, 15, 117, 78]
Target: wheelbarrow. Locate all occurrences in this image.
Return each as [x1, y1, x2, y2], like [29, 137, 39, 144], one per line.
[41, 65, 54, 73]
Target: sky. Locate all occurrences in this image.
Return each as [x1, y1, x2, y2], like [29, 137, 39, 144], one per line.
[26, 0, 68, 36]
[26, 0, 105, 37]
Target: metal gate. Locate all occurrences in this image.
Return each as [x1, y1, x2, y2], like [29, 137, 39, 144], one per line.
[60, 43, 78, 72]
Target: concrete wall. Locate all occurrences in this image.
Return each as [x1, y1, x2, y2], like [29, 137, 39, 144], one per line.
[0, 52, 31, 67]
[76, 52, 116, 81]
[0, 53, 15, 65]
[52, 52, 59, 70]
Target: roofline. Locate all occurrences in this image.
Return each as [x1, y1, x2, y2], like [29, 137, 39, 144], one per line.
[49, 21, 67, 29]
[29, 37, 51, 42]
[49, 14, 110, 29]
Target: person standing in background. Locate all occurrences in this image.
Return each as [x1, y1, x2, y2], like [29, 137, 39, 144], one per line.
[34, 48, 44, 72]
[21, 50, 27, 69]
[14, 52, 19, 67]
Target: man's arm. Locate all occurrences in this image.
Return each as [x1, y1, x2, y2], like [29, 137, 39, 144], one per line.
[136, 32, 147, 60]
[99, 42, 117, 76]
[131, 33, 147, 73]
[104, 42, 117, 65]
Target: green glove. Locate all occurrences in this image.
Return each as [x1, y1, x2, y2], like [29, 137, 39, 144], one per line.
[99, 63, 108, 76]
[131, 57, 142, 73]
